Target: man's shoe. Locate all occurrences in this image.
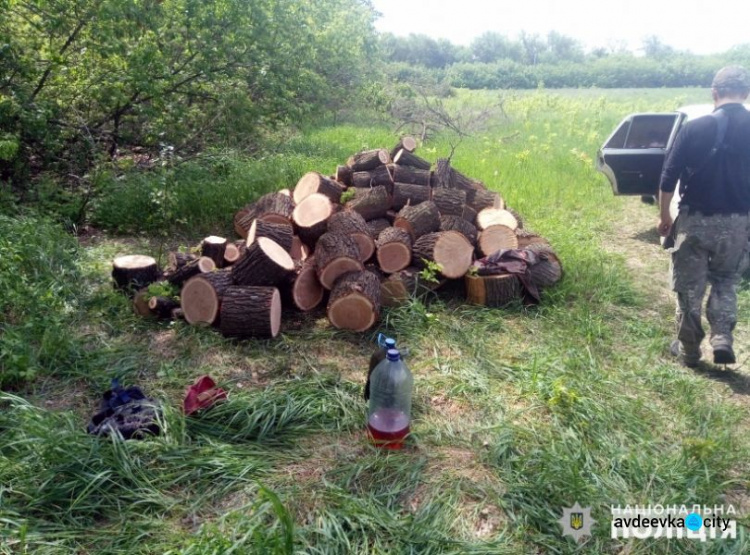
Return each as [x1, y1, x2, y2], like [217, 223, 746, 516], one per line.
[670, 340, 701, 368]
[713, 346, 736, 365]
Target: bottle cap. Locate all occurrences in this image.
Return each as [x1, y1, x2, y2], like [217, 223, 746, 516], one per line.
[385, 338, 396, 348]
[386, 348, 400, 361]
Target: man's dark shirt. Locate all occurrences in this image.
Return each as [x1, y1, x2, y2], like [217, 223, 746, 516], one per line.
[659, 103, 750, 214]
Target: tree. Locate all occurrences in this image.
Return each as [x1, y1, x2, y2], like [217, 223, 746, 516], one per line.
[470, 32, 522, 63]
[642, 35, 675, 58]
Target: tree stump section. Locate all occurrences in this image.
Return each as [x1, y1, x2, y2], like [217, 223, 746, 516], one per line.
[393, 149, 431, 170]
[292, 193, 335, 247]
[388, 164, 431, 186]
[380, 267, 443, 307]
[314, 232, 364, 290]
[465, 274, 521, 307]
[327, 271, 381, 332]
[394, 201, 440, 240]
[148, 296, 180, 320]
[440, 215, 478, 245]
[347, 149, 390, 172]
[219, 286, 282, 339]
[327, 211, 376, 262]
[293, 172, 344, 204]
[223, 243, 242, 266]
[432, 188, 466, 216]
[526, 243, 563, 288]
[390, 136, 417, 159]
[133, 288, 155, 318]
[247, 219, 294, 252]
[201, 236, 228, 268]
[476, 208, 518, 231]
[291, 258, 325, 312]
[232, 237, 295, 287]
[477, 225, 519, 257]
[392, 182, 431, 211]
[412, 231, 474, 279]
[345, 185, 390, 221]
[112, 255, 160, 293]
[376, 227, 413, 274]
[181, 269, 234, 325]
[167, 256, 216, 288]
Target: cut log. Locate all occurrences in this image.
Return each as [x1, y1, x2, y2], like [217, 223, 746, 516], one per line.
[380, 267, 443, 307]
[133, 288, 155, 317]
[390, 136, 417, 159]
[181, 269, 234, 325]
[223, 242, 242, 265]
[393, 149, 431, 170]
[366, 218, 391, 239]
[525, 243, 563, 288]
[327, 271, 381, 332]
[293, 172, 344, 204]
[350, 165, 394, 191]
[440, 215, 478, 245]
[451, 168, 485, 192]
[292, 193, 334, 247]
[112, 255, 160, 293]
[336, 165, 353, 186]
[314, 232, 364, 290]
[432, 188, 467, 216]
[345, 185, 390, 221]
[394, 201, 441, 240]
[255, 192, 295, 224]
[388, 164, 431, 186]
[219, 286, 282, 339]
[477, 225, 519, 257]
[392, 182, 431, 211]
[148, 296, 180, 320]
[347, 149, 390, 172]
[516, 228, 549, 248]
[465, 274, 522, 307]
[376, 227, 413, 274]
[433, 158, 454, 189]
[246, 219, 294, 252]
[412, 231, 474, 279]
[168, 252, 197, 271]
[290, 236, 310, 263]
[167, 256, 216, 287]
[327, 210, 375, 262]
[476, 208, 518, 231]
[466, 189, 504, 212]
[201, 236, 228, 268]
[291, 258, 325, 312]
[232, 237, 295, 287]
[462, 205, 478, 225]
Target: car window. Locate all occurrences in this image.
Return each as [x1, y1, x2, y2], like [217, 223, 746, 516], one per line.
[623, 115, 677, 149]
[604, 119, 631, 149]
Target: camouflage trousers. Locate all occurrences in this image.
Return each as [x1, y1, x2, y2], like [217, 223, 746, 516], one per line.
[670, 209, 750, 351]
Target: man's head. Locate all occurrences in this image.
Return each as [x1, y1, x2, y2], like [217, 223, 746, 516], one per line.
[711, 66, 750, 105]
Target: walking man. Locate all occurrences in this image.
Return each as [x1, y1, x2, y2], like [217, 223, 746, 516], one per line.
[658, 66, 750, 367]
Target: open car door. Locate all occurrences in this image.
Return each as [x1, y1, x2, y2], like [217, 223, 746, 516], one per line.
[596, 113, 684, 196]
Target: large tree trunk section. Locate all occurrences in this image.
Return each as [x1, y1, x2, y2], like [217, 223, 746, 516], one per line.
[247, 220, 294, 252]
[465, 274, 521, 307]
[350, 165, 394, 191]
[290, 236, 310, 263]
[516, 228, 550, 248]
[394, 201, 440, 240]
[167, 256, 216, 287]
[148, 296, 181, 320]
[201, 236, 228, 268]
[314, 232, 364, 290]
[440, 215, 478, 245]
[292, 193, 334, 247]
[392, 182, 431, 211]
[477, 225, 519, 257]
[390, 136, 417, 159]
[112, 255, 160, 293]
[347, 149, 390, 172]
[380, 267, 443, 307]
[232, 237, 295, 287]
[412, 231, 474, 279]
[181, 269, 234, 325]
[219, 286, 282, 339]
[432, 188, 467, 216]
[433, 158, 454, 189]
[291, 258, 325, 312]
[393, 149, 431, 170]
[366, 218, 391, 239]
[525, 243, 563, 288]
[476, 208, 518, 231]
[388, 164, 431, 186]
[327, 211, 375, 262]
[327, 271, 381, 332]
[336, 165, 353, 186]
[168, 252, 197, 272]
[466, 189, 504, 212]
[345, 185, 390, 221]
[293, 172, 344, 204]
[223, 242, 242, 266]
[376, 227, 413, 274]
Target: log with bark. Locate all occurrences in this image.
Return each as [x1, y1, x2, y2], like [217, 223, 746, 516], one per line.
[335, 165, 353, 186]
[412, 231, 474, 279]
[246, 219, 294, 252]
[451, 168, 485, 192]
[515, 228, 549, 248]
[168, 252, 197, 271]
[525, 243, 563, 288]
[366, 218, 391, 239]
[234, 192, 295, 237]
[290, 258, 325, 312]
[477, 225, 519, 257]
[433, 158, 454, 189]
[219, 286, 282, 339]
[167, 256, 216, 288]
[133, 288, 155, 317]
[181, 269, 234, 325]
[112, 255, 160, 293]
[347, 149, 390, 172]
[394, 200, 441, 240]
[506, 207, 524, 229]
[345, 185, 391, 221]
[293, 172, 344, 204]
[292, 193, 335, 247]
[376, 227, 413, 274]
[393, 149, 431, 170]
[380, 266, 444, 307]
[466, 189, 503, 212]
[314, 232, 364, 290]
[290, 236, 310, 263]
[476, 208, 518, 231]
[439, 215, 478, 245]
[350, 165, 394, 191]
[388, 164, 431, 186]
[327, 270, 381, 332]
[223, 242, 242, 266]
[389, 136, 417, 159]
[392, 182, 431, 211]
[432, 188, 466, 217]
[201, 236, 228, 268]
[465, 274, 521, 307]
[148, 296, 181, 320]
[232, 237, 295, 287]
[327, 210, 375, 262]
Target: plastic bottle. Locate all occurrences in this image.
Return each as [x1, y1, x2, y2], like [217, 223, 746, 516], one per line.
[367, 348, 413, 449]
[365, 336, 396, 401]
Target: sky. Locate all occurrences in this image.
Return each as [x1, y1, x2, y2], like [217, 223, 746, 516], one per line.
[369, 0, 749, 55]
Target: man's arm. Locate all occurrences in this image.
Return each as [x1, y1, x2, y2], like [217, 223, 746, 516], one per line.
[658, 190, 674, 236]
[657, 126, 689, 236]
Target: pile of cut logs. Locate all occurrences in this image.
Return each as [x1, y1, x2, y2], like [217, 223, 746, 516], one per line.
[112, 137, 561, 339]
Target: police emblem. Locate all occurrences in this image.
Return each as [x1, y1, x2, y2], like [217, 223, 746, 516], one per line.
[558, 502, 595, 541]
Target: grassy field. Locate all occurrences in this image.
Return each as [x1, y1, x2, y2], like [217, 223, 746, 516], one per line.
[2, 87, 749, 554]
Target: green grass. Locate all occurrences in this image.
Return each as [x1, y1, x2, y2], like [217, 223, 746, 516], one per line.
[2, 88, 749, 554]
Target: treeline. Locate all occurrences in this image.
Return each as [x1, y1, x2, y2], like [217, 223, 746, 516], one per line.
[381, 32, 750, 89]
